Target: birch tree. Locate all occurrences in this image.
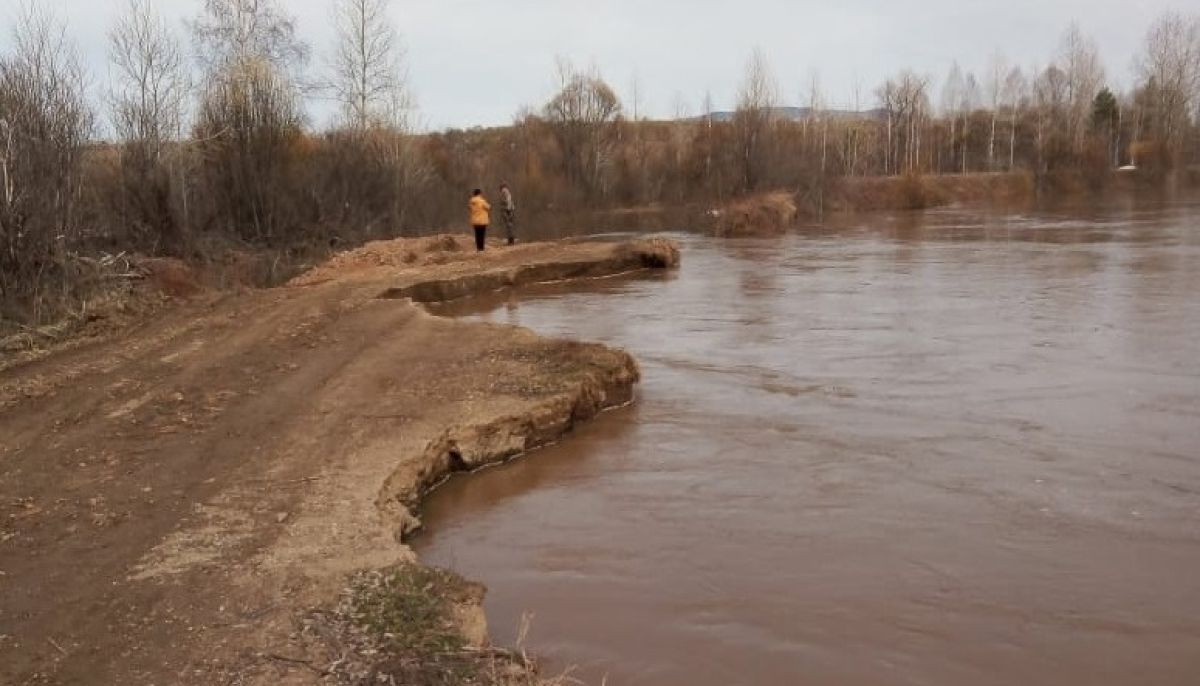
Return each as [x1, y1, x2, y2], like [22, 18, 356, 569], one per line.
[329, 0, 408, 130]
[879, 70, 929, 175]
[1002, 66, 1028, 170]
[960, 71, 979, 173]
[985, 51, 1008, 171]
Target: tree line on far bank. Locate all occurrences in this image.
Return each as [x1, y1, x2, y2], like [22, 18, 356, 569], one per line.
[1, 0, 1199, 326]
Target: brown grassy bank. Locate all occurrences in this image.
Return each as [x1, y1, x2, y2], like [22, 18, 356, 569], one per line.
[828, 172, 1037, 212]
[693, 169, 1200, 237]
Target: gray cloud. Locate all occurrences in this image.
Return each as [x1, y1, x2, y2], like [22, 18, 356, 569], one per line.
[1, 0, 1189, 131]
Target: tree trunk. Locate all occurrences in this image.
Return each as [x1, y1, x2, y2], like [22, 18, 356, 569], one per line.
[989, 113, 997, 171]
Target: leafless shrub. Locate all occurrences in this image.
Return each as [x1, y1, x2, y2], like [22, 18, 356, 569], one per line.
[0, 3, 94, 323]
[306, 127, 431, 241]
[193, 56, 303, 244]
[105, 0, 192, 253]
[188, 0, 308, 246]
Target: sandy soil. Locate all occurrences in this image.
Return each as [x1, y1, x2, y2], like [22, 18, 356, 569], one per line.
[0, 235, 679, 685]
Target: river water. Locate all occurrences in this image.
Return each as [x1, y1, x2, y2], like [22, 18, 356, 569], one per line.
[416, 200, 1200, 686]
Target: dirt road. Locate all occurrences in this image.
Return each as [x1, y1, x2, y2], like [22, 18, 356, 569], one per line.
[0, 236, 678, 685]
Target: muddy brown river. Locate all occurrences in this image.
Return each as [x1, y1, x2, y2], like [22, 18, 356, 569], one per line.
[416, 200, 1200, 685]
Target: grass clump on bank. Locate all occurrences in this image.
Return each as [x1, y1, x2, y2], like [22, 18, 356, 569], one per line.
[304, 564, 549, 686]
[350, 565, 471, 658]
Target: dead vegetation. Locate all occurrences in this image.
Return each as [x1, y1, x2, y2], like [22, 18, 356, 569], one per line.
[616, 237, 681, 268]
[710, 192, 800, 237]
[297, 565, 568, 686]
[289, 235, 468, 287]
[828, 172, 1037, 212]
[0, 253, 168, 359]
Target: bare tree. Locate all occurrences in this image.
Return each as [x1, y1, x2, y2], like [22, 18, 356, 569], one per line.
[544, 59, 623, 200]
[191, 0, 309, 78]
[941, 63, 964, 173]
[318, 0, 424, 238]
[1136, 12, 1200, 161]
[985, 50, 1009, 171]
[109, 0, 189, 153]
[733, 48, 777, 191]
[881, 70, 930, 175]
[1059, 23, 1104, 154]
[106, 0, 192, 251]
[805, 71, 830, 217]
[959, 71, 979, 174]
[626, 72, 649, 202]
[1002, 66, 1028, 170]
[1033, 64, 1070, 172]
[329, 0, 408, 131]
[0, 3, 93, 321]
[701, 89, 721, 197]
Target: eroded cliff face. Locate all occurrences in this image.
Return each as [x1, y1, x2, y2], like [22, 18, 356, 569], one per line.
[0, 235, 677, 686]
[383, 238, 680, 303]
[377, 341, 640, 542]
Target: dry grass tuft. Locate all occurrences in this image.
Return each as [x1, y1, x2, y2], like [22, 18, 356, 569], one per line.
[288, 235, 470, 286]
[711, 192, 799, 237]
[297, 564, 572, 686]
[619, 238, 681, 269]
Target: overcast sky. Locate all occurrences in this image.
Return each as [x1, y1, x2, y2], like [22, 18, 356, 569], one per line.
[1, 0, 1191, 131]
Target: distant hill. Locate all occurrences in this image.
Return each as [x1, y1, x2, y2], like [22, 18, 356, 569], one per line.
[689, 106, 886, 123]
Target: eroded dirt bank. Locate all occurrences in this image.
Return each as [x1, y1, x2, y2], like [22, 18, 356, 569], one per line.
[0, 236, 679, 685]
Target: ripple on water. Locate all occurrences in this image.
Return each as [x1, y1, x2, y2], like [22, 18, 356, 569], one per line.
[416, 202, 1200, 686]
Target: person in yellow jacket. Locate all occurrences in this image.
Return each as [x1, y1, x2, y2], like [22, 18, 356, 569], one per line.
[468, 189, 492, 252]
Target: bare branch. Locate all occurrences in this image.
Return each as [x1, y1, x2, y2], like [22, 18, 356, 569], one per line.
[108, 0, 190, 154]
[328, 0, 410, 131]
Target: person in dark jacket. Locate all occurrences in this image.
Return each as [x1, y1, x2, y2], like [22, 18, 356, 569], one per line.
[499, 183, 517, 245]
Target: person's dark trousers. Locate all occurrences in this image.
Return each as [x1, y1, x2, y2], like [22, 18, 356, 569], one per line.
[504, 209, 516, 245]
[473, 225, 488, 251]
